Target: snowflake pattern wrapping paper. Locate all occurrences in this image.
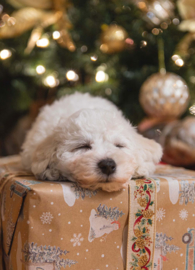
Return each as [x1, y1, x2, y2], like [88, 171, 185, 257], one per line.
[0, 156, 128, 270]
[1, 157, 195, 270]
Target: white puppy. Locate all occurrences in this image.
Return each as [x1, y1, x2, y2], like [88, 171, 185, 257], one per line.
[21, 92, 162, 192]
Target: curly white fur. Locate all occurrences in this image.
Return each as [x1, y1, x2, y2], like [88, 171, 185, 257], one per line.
[21, 92, 162, 192]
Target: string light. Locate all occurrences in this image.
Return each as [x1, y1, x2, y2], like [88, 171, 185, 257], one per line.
[43, 75, 59, 88]
[36, 65, 45, 74]
[36, 37, 50, 48]
[175, 58, 184, 67]
[90, 55, 98, 61]
[52, 31, 61, 40]
[0, 49, 12, 60]
[66, 70, 79, 81]
[140, 40, 147, 48]
[95, 71, 109, 82]
[171, 54, 184, 67]
[171, 54, 180, 61]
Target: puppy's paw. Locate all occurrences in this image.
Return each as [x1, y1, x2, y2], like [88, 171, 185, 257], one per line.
[133, 134, 163, 177]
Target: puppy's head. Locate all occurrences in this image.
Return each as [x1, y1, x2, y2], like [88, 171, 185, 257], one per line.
[32, 109, 162, 192]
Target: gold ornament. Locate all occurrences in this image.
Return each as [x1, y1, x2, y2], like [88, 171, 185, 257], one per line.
[139, 72, 190, 118]
[133, 0, 174, 25]
[137, 197, 148, 208]
[142, 209, 154, 219]
[135, 266, 142, 270]
[138, 254, 148, 266]
[0, 0, 75, 53]
[134, 229, 143, 238]
[100, 25, 128, 54]
[136, 238, 146, 249]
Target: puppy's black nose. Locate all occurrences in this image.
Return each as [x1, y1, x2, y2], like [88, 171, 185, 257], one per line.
[98, 158, 116, 175]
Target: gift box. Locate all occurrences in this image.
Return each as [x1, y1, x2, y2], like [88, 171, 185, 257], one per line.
[1, 156, 195, 270]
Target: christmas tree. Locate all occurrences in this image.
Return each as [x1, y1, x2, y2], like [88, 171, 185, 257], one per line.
[0, 0, 195, 156]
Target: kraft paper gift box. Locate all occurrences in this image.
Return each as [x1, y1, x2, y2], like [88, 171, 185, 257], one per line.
[1, 156, 195, 270]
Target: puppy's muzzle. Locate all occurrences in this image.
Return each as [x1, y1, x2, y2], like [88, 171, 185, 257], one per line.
[98, 158, 116, 175]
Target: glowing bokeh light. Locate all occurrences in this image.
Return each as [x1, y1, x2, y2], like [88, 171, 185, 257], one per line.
[95, 71, 109, 82]
[0, 49, 12, 60]
[36, 38, 50, 48]
[66, 70, 79, 81]
[44, 75, 58, 87]
[53, 31, 61, 40]
[36, 65, 46, 74]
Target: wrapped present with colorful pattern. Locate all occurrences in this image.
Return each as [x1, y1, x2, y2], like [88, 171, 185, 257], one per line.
[0, 156, 195, 270]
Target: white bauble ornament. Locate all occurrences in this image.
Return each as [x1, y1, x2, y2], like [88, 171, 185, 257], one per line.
[139, 72, 190, 118]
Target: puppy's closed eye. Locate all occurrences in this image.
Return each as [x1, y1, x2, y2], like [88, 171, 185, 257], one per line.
[115, 144, 125, 149]
[74, 144, 92, 151]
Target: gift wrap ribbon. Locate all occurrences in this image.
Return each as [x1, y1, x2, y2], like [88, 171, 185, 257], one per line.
[126, 179, 156, 270]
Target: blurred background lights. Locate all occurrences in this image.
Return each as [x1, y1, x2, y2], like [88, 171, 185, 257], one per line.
[95, 70, 109, 82]
[36, 65, 45, 74]
[138, 1, 146, 9]
[172, 18, 180, 25]
[36, 37, 50, 48]
[171, 54, 184, 67]
[152, 28, 160, 35]
[171, 54, 180, 61]
[125, 38, 134, 45]
[140, 40, 147, 48]
[66, 70, 79, 81]
[160, 22, 168, 29]
[105, 88, 112, 95]
[189, 105, 195, 115]
[115, 30, 125, 40]
[175, 58, 184, 67]
[52, 31, 61, 40]
[80, 45, 88, 53]
[0, 49, 12, 60]
[90, 55, 98, 61]
[44, 75, 58, 88]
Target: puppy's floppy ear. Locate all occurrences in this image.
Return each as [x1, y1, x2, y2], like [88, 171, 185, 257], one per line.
[31, 135, 60, 181]
[133, 133, 163, 177]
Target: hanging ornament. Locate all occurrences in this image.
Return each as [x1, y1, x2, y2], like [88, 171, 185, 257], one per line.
[0, 0, 75, 53]
[139, 37, 190, 118]
[100, 25, 128, 54]
[139, 72, 190, 118]
[133, 0, 175, 25]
